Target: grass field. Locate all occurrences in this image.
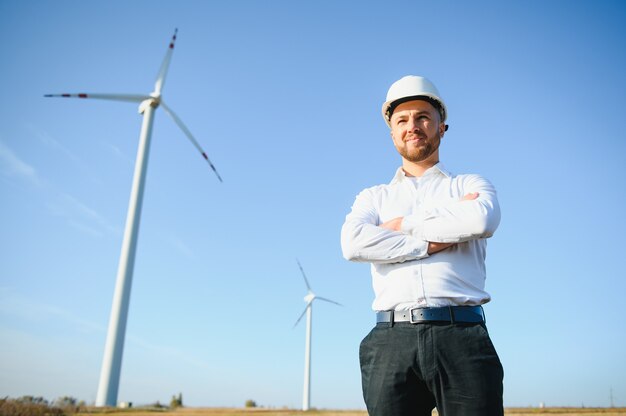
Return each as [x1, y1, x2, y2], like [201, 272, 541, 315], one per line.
[72, 407, 626, 416]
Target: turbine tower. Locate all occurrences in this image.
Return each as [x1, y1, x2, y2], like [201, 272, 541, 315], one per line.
[45, 29, 221, 407]
[293, 259, 341, 411]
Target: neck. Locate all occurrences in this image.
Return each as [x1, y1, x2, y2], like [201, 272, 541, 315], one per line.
[402, 156, 439, 177]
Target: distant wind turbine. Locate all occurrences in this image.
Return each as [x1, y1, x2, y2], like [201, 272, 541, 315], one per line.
[293, 259, 341, 412]
[45, 29, 221, 407]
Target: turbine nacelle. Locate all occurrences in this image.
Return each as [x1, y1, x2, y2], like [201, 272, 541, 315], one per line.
[304, 292, 315, 304]
[139, 95, 160, 114]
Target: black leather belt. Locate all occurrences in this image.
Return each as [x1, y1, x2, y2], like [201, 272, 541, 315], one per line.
[376, 306, 485, 324]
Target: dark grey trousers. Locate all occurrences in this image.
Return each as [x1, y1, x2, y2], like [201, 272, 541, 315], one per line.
[359, 321, 504, 416]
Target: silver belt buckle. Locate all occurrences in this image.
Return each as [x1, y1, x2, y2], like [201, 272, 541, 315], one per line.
[409, 307, 420, 324]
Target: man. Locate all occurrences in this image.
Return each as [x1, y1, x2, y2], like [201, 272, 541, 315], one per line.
[341, 75, 504, 416]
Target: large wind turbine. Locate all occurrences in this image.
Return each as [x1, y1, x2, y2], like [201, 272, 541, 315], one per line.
[45, 29, 221, 407]
[293, 259, 341, 412]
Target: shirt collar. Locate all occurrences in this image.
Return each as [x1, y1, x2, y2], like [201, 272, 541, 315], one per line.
[389, 162, 452, 184]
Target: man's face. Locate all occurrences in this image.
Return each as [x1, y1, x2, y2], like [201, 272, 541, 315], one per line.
[389, 100, 445, 164]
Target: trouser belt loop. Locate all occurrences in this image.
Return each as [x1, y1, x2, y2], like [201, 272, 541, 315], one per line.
[481, 305, 486, 324]
[389, 310, 394, 328]
[448, 306, 455, 324]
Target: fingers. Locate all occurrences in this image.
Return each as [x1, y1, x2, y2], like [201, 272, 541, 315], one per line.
[427, 242, 456, 255]
[380, 217, 403, 231]
[461, 192, 479, 201]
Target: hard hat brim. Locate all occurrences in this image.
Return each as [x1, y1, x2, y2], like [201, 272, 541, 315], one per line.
[382, 94, 447, 128]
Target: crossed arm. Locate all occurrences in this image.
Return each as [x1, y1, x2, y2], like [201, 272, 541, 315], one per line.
[379, 192, 479, 255]
[340, 176, 500, 264]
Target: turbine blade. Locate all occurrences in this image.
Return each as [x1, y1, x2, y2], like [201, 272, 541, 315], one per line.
[292, 304, 310, 328]
[44, 93, 150, 103]
[160, 100, 222, 182]
[296, 259, 312, 291]
[316, 296, 342, 307]
[154, 28, 178, 95]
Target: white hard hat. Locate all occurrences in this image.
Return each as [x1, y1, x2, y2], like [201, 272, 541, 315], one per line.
[381, 75, 447, 128]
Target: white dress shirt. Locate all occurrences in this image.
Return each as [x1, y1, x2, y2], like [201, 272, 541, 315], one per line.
[341, 163, 501, 311]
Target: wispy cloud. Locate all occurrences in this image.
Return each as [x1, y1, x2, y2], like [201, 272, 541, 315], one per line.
[125, 333, 214, 371]
[26, 123, 84, 168]
[171, 237, 195, 259]
[0, 286, 213, 370]
[66, 219, 105, 238]
[1, 135, 118, 238]
[46, 192, 121, 237]
[10, 124, 120, 237]
[0, 140, 40, 185]
[28, 122, 134, 172]
[25, 122, 107, 187]
[0, 286, 104, 334]
[99, 140, 133, 166]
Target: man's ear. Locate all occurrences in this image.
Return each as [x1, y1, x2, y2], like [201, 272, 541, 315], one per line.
[439, 122, 447, 137]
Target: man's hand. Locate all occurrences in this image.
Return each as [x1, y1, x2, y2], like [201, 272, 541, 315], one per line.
[380, 217, 403, 232]
[427, 242, 455, 254]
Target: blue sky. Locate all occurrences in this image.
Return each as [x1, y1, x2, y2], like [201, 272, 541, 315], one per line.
[1, 0, 625, 409]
